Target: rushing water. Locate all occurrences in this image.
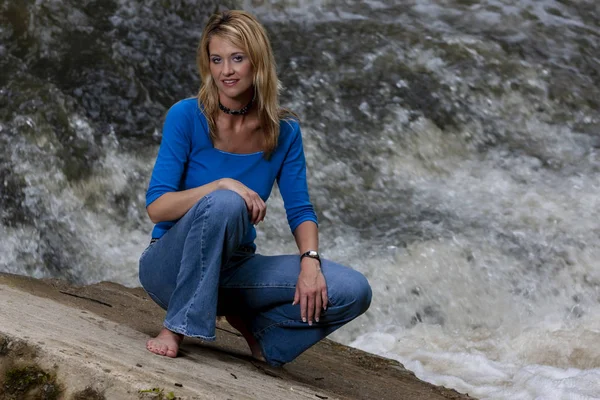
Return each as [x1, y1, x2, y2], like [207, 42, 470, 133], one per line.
[1, 0, 599, 398]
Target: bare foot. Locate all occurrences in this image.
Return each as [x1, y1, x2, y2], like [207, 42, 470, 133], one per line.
[146, 328, 183, 358]
[226, 315, 265, 362]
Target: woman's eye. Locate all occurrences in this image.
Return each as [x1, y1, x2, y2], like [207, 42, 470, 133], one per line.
[233, 55, 243, 62]
[211, 57, 221, 63]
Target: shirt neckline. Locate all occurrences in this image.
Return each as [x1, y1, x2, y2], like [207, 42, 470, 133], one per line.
[195, 100, 266, 157]
[212, 147, 264, 156]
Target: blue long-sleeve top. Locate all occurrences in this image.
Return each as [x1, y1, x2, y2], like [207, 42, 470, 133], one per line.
[146, 98, 318, 246]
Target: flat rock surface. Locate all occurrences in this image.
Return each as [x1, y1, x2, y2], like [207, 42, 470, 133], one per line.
[0, 273, 474, 399]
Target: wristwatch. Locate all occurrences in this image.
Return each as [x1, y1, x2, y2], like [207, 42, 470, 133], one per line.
[300, 250, 321, 264]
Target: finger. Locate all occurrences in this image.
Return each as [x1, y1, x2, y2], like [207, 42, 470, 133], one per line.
[293, 287, 299, 306]
[243, 193, 254, 215]
[300, 295, 307, 323]
[307, 294, 315, 325]
[252, 198, 261, 224]
[255, 198, 263, 223]
[315, 294, 322, 322]
[258, 201, 267, 223]
[255, 196, 266, 221]
[247, 196, 257, 223]
[321, 288, 328, 311]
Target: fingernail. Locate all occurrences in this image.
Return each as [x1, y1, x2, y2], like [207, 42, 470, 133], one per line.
[302, 317, 306, 322]
[315, 318, 319, 323]
[309, 321, 313, 326]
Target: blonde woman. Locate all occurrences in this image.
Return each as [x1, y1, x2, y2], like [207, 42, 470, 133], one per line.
[139, 10, 371, 366]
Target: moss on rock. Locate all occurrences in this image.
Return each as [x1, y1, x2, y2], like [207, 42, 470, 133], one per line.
[72, 387, 106, 400]
[2, 365, 61, 400]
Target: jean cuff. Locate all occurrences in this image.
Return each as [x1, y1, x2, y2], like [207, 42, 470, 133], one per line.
[163, 321, 217, 342]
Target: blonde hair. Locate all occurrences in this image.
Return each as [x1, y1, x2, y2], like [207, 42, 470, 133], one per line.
[197, 10, 297, 157]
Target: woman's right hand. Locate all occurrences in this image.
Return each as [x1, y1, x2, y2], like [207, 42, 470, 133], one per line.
[217, 178, 266, 225]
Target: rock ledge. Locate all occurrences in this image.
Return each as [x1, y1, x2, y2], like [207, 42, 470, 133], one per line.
[0, 273, 474, 399]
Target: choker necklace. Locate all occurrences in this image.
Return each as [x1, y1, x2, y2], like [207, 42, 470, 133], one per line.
[218, 97, 254, 115]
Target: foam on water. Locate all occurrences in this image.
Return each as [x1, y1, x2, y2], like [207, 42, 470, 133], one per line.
[351, 316, 600, 399]
[1, 111, 152, 283]
[324, 135, 600, 398]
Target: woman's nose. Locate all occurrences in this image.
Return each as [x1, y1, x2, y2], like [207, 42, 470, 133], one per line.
[223, 60, 234, 75]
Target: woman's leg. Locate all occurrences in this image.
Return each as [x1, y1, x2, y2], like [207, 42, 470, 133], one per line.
[218, 254, 372, 366]
[139, 190, 251, 356]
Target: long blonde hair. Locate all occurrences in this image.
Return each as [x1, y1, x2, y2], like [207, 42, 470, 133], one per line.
[197, 10, 296, 157]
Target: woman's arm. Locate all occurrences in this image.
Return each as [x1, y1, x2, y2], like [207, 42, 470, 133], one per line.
[293, 220, 319, 254]
[292, 221, 328, 326]
[276, 121, 326, 326]
[276, 121, 318, 233]
[146, 101, 195, 221]
[147, 180, 220, 223]
[148, 178, 267, 224]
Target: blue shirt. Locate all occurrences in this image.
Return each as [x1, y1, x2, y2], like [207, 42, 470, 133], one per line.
[146, 98, 318, 245]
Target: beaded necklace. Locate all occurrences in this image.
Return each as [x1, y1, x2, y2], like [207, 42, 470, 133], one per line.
[218, 97, 254, 115]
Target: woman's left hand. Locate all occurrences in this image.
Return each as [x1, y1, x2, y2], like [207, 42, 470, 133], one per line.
[293, 258, 328, 325]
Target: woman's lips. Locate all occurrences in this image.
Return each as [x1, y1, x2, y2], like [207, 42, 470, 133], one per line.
[222, 79, 238, 87]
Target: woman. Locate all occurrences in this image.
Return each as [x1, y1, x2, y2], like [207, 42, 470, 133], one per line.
[139, 10, 371, 367]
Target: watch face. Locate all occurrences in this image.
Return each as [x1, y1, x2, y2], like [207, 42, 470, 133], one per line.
[308, 250, 318, 257]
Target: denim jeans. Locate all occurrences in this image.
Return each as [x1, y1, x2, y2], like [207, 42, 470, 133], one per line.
[139, 190, 372, 366]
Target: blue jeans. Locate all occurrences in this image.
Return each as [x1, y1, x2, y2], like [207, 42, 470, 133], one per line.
[138, 190, 372, 366]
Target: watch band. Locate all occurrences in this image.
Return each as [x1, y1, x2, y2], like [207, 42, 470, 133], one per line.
[300, 250, 321, 264]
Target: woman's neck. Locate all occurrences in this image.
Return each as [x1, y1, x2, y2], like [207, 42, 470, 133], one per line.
[217, 107, 258, 130]
[218, 89, 254, 112]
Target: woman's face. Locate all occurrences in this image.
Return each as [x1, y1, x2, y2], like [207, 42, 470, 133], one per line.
[208, 35, 254, 103]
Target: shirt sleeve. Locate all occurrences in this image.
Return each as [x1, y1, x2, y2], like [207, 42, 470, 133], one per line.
[276, 120, 318, 233]
[145, 101, 192, 207]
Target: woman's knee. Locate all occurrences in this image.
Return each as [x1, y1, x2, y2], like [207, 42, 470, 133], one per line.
[351, 271, 372, 315]
[325, 262, 372, 316]
[197, 189, 247, 221]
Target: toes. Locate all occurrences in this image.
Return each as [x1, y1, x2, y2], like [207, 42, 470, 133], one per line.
[146, 339, 164, 355]
[146, 340, 155, 352]
[158, 343, 168, 356]
[146, 336, 179, 357]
